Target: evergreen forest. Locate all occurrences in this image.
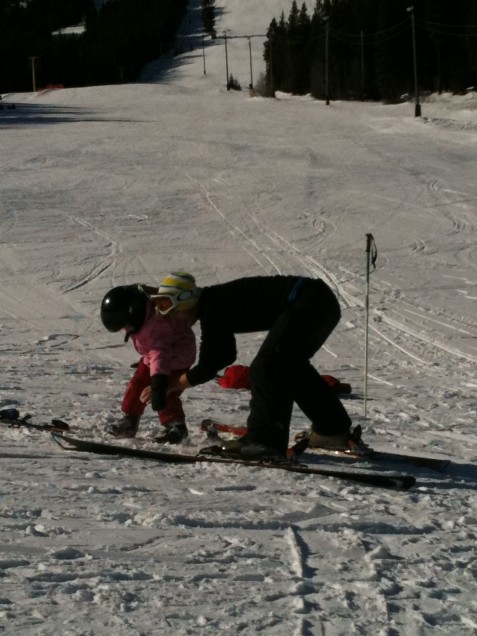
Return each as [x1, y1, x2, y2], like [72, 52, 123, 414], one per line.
[1, 0, 476, 101]
[264, 0, 477, 101]
[0, 0, 188, 91]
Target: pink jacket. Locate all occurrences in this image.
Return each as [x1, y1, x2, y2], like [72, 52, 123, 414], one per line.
[130, 303, 196, 376]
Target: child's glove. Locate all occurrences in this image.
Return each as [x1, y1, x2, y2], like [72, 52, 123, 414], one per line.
[150, 374, 169, 411]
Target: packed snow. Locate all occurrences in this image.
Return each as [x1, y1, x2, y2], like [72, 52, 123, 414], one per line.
[1, 1, 477, 634]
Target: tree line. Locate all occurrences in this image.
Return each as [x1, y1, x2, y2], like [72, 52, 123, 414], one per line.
[2, 0, 476, 99]
[0, 0, 187, 92]
[263, 0, 477, 101]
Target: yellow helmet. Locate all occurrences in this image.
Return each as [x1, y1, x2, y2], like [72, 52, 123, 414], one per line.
[152, 272, 201, 315]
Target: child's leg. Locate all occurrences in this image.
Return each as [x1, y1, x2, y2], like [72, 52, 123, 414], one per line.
[121, 359, 150, 416]
[158, 368, 188, 426]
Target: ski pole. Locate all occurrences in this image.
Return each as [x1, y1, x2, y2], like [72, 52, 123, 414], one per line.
[364, 233, 377, 416]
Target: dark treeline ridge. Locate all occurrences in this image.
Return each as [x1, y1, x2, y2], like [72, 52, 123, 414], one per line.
[202, 0, 216, 39]
[263, 0, 477, 101]
[3, 0, 477, 99]
[0, 0, 188, 92]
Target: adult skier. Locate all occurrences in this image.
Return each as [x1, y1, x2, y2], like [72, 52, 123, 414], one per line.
[143, 273, 357, 459]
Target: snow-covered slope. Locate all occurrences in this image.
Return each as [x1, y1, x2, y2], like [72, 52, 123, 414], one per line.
[1, 1, 477, 634]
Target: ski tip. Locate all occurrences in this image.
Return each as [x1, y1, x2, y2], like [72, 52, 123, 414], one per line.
[51, 431, 66, 446]
[51, 419, 70, 431]
[51, 431, 78, 451]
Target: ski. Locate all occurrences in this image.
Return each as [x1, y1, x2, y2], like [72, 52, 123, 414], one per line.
[200, 418, 450, 472]
[0, 409, 70, 433]
[51, 432, 416, 491]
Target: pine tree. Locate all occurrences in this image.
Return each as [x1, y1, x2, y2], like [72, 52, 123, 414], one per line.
[309, 0, 327, 98]
[374, 0, 412, 102]
[264, 12, 288, 95]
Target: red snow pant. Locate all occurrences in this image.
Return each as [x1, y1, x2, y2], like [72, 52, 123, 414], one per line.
[121, 358, 188, 426]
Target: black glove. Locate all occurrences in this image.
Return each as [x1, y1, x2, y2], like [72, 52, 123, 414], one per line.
[150, 374, 169, 411]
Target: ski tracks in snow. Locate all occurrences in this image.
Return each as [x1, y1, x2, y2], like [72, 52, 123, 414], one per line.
[3, 420, 477, 635]
[190, 172, 476, 456]
[61, 217, 118, 293]
[193, 172, 476, 370]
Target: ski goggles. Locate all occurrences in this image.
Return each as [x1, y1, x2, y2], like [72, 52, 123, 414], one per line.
[152, 290, 196, 315]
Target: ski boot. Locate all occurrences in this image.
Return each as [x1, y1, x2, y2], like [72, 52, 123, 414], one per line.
[301, 425, 371, 455]
[154, 420, 189, 445]
[105, 414, 140, 438]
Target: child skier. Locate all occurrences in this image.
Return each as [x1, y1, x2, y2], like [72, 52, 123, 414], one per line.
[100, 280, 197, 443]
[145, 273, 357, 459]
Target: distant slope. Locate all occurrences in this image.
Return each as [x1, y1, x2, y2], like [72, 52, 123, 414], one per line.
[142, 0, 296, 86]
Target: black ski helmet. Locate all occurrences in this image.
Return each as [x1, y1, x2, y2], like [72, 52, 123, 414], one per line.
[100, 284, 147, 333]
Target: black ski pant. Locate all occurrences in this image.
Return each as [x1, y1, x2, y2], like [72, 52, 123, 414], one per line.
[246, 278, 352, 452]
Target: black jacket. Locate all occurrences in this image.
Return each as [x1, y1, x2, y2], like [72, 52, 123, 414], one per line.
[186, 276, 305, 386]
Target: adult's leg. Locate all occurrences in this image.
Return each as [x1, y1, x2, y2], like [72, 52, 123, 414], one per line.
[292, 361, 352, 435]
[247, 279, 350, 445]
[284, 280, 351, 434]
[246, 280, 334, 447]
[247, 352, 294, 452]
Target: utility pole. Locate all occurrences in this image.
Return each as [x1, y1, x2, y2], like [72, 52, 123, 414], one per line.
[29, 56, 39, 93]
[360, 29, 365, 100]
[325, 18, 330, 105]
[407, 6, 421, 117]
[202, 36, 207, 75]
[224, 32, 230, 90]
[247, 37, 253, 88]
